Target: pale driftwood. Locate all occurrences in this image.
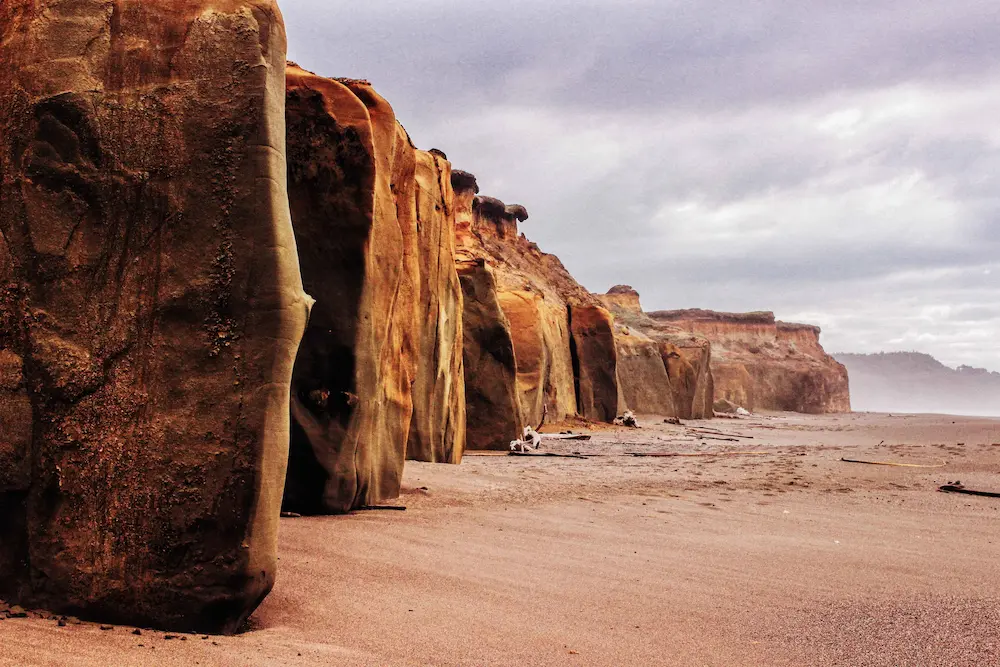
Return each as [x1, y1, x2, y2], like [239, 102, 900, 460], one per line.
[511, 405, 548, 452]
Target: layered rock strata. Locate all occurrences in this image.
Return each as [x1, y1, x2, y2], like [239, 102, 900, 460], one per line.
[454, 182, 621, 442]
[0, 0, 307, 633]
[600, 286, 715, 419]
[650, 309, 850, 414]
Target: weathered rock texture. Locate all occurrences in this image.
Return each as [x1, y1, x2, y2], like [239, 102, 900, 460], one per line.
[458, 260, 523, 450]
[283, 66, 467, 509]
[0, 0, 308, 633]
[408, 151, 466, 463]
[569, 305, 619, 422]
[661, 339, 715, 420]
[454, 183, 621, 441]
[613, 326, 676, 416]
[649, 309, 851, 414]
[283, 67, 409, 512]
[600, 287, 714, 419]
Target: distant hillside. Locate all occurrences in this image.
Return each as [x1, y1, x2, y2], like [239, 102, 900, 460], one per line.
[834, 352, 1000, 417]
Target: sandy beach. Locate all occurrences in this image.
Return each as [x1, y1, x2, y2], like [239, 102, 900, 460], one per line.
[3, 412, 999, 666]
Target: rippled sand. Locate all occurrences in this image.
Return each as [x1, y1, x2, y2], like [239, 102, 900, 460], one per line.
[3, 412, 999, 666]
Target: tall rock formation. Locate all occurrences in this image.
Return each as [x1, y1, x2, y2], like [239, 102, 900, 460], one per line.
[650, 309, 850, 414]
[0, 1, 308, 633]
[458, 259, 523, 450]
[283, 65, 467, 510]
[569, 305, 620, 422]
[454, 182, 622, 443]
[407, 151, 466, 463]
[660, 338, 715, 420]
[612, 326, 677, 416]
[283, 66, 410, 514]
[600, 286, 714, 419]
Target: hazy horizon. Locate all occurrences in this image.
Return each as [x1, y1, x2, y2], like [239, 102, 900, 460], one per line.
[283, 1, 1000, 373]
[836, 351, 1000, 416]
[832, 349, 1000, 374]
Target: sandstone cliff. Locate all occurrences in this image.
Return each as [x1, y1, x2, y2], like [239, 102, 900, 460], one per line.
[282, 65, 466, 514]
[453, 182, 621, 445]
[458, 259, 524, 450]
[0, 0, 853, 635]
[408, 151, 466, 464]
[650, 309, 850, 414]
[600, 286, 714, 419]
[0, 0, 308, 633]
[569, 305, 620, 422]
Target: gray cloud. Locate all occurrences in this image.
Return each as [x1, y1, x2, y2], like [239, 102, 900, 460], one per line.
[286, 0, 1000, 117]
[282, 0, 1000, 371]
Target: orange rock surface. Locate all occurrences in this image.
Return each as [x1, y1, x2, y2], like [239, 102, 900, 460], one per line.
[600, 286, 715, 419]
[407, 150, 466, 464]
[569, 305, 620, 422]
[284, 65, 468, 511]
[649, 309, 851, 414]
[458, 259, 523, 450]
[0, 0, 307, 633]
[454, 184, 624, 438]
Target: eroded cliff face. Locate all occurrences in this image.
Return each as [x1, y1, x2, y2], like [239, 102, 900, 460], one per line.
[0, 0, 308, 633]
[614, 327, 676, 416]
[569, 305, 620, 422]
[600, 286, 714, 419]
[453, 183, 621, 439]
[661, 339, 715, 420]
[649, 309, 851, 414]
[0, 1, 852, 633]
[458, 259, 523, 450]
[497, 290, 576, 428]
[408, 151, 466, 464]
[283, 65, 467, 512]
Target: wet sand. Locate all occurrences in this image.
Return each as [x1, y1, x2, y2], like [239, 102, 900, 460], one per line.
[3, 412, 1000, 666]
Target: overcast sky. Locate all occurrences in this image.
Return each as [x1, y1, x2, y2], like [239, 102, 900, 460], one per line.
[284, 0, 1000, 371]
